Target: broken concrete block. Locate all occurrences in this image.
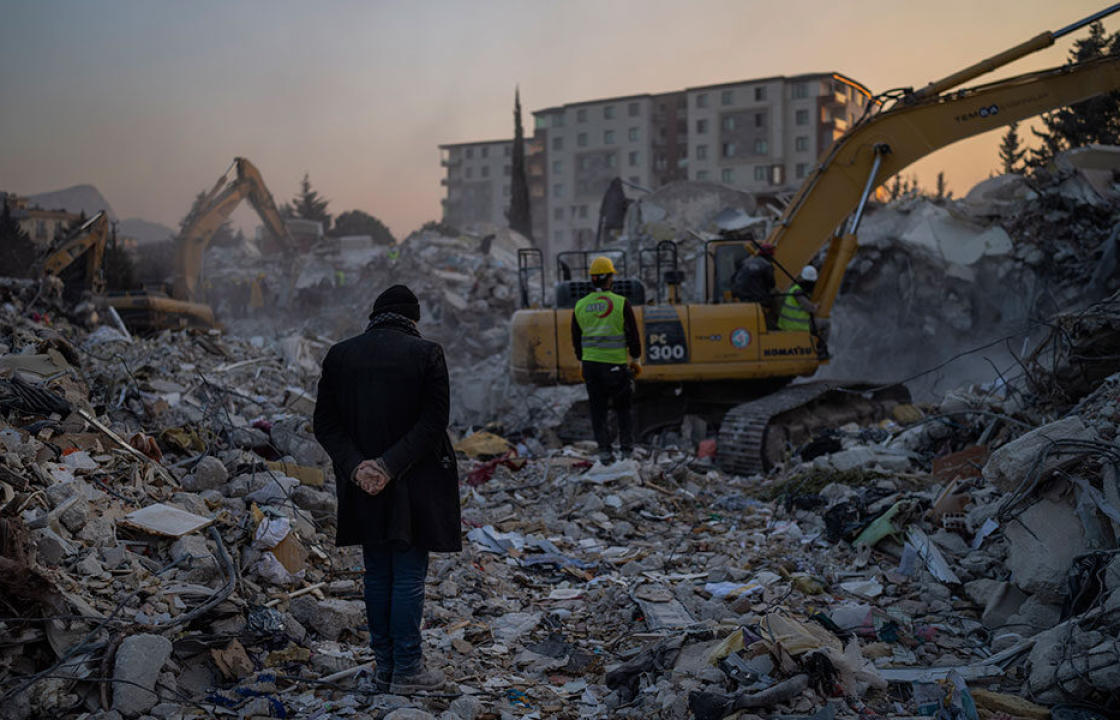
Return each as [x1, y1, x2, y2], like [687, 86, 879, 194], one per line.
[292, 485, 335, 515]
[1005, 496, 1088, 602]
[982, 416, 1096, 492]
[301, 598, 364, 642]
[31, 527, 75, 566]
[813, 446, 913, 473]
[75, 552, 104, 576]
[76, 515, 116, 547]
[981, 582, 1028, 629]
[112, 633, 172, 717]
[963, 578, 1002, 608]
[448, 695, 482, 720]
[1006, 594, 1062, 634]
[180, 456, 228, 492]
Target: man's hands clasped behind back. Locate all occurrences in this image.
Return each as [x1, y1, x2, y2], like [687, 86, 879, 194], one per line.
[353, 458, 390, 496]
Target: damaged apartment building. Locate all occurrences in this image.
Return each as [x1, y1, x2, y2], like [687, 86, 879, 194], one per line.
[439, 72, 869, 258]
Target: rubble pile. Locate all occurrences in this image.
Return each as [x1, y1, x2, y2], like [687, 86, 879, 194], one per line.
[3, 263, 1120, 719]
[823, 146, 1120, 399]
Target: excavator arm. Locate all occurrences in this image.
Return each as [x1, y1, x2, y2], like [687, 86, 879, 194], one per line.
[41, 211, 110, 295]
[769, 5, 1120, 317]
[172, 157, 293, 301]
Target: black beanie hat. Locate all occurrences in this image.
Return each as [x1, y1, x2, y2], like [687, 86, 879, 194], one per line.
[370, 284, 421, 321]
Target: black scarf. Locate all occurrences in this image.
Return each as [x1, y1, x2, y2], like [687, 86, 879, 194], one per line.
[366, 311, 421, 337]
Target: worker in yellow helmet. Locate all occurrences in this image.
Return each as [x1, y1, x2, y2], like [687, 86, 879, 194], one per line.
[571, 256, 643, 463]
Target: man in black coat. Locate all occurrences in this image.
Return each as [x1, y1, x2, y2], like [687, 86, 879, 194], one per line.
[313, 284, 461, 694]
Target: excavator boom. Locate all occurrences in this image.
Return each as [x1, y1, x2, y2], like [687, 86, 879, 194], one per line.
[771, 6, 1120, 296]
[41, 211, 110, 296]
[172, 157, 292, 302]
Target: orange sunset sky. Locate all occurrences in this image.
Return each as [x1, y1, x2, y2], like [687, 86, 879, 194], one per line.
[1, 0, 1116, 239]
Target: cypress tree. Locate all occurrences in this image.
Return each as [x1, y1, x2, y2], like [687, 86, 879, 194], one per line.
[508, 87, 532, 239]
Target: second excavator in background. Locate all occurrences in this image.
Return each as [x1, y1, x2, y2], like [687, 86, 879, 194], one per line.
[511, 4, 1120, 474]
[108, 157, 296, 332]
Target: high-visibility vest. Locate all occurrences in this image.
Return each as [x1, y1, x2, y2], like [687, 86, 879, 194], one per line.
[778, 283, 811, 332]
[574, 290, 628, 364]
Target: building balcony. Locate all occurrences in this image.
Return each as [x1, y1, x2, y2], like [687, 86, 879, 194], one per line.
[440, 158, 461, 168]
[440, 178, 449, 186]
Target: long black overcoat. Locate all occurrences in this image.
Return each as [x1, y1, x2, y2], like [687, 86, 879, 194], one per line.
[313, 325, 461, 552]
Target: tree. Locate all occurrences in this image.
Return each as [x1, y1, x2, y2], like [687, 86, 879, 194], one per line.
[332, 210, 396, 245]
[1029, 21, 1120, 167]
[0, 198, 36, 278]
[508, 87, 532, 239]
[285, 173, 332, 230]
[934, 171, 951, 201]
[102, 231, 137, 291]
[887, 174, 903, 201]
[998, 122, 1027, 174]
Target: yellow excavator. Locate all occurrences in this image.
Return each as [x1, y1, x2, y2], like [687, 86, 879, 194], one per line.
[40, 210, 110, 301]
[108, 157, 294, 331]
[511, 5, 1120, 474]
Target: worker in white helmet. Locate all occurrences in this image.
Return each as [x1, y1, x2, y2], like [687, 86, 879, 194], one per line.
[778, 266, 830, 355]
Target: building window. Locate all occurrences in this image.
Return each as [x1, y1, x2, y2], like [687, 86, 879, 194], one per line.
[465, 147, 473, 159]
[753, 139, 768, 155]
[754, 86, 766, 101]
[628, 150, 639, 166]
[481, 146, 489, 158]
[696, 170, 709, 181]
[580, 205, 589, 219]
[504, 165, 511, 176]
[554, 207, 564, 220]
[578, 132, 588, 147]
[628, 101, 640, 117]
[696, 119, 708, 134]
[604, 105, 615, 119]
[628, 127, 639, 142]
[721, 168, 734, 183]
[465, 167, 472, 178]
[606, 153, 616, 168]
[551, 137, 563, 152]
[552, 160, 562, 174]
[481, 165, 489, 177]
[553, 230, 563, 243]
[553, 183, 563, 197]
[793, 82, 808, 99]
[505, 145, 511, 157]
[796, 163, 807, 178]
[577, 108, 587, 123]
[604, 130, 615, 144]
[721, 89, 733, 106]
[503, 185, 510, 196]
[754, 165, 768, 181]
[553, 114, 565, 128]
[696, 93, 708, 108]
[754, 112, 765, 128]
[795, 136, 809, 152]
[795, 109, 809, 125]
[693, 144, 706, 160]
[722, 142, 736, 158]
[722, 116, 735, 131]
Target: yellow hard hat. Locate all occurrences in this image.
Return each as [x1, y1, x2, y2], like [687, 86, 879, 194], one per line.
[589, 256, 616, 276]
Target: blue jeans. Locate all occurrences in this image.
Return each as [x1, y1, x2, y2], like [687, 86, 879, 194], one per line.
[362, 544, 429, 678]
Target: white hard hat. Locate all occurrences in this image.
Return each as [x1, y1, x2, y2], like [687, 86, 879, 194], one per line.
[800, 265, 818, 282]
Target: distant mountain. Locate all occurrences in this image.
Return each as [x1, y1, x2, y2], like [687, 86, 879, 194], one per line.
[119, 217, 175, 245]
[27, 184, 116, 220]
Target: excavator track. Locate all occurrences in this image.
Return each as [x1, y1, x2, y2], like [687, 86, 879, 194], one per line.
[716, 381, 910, 476]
